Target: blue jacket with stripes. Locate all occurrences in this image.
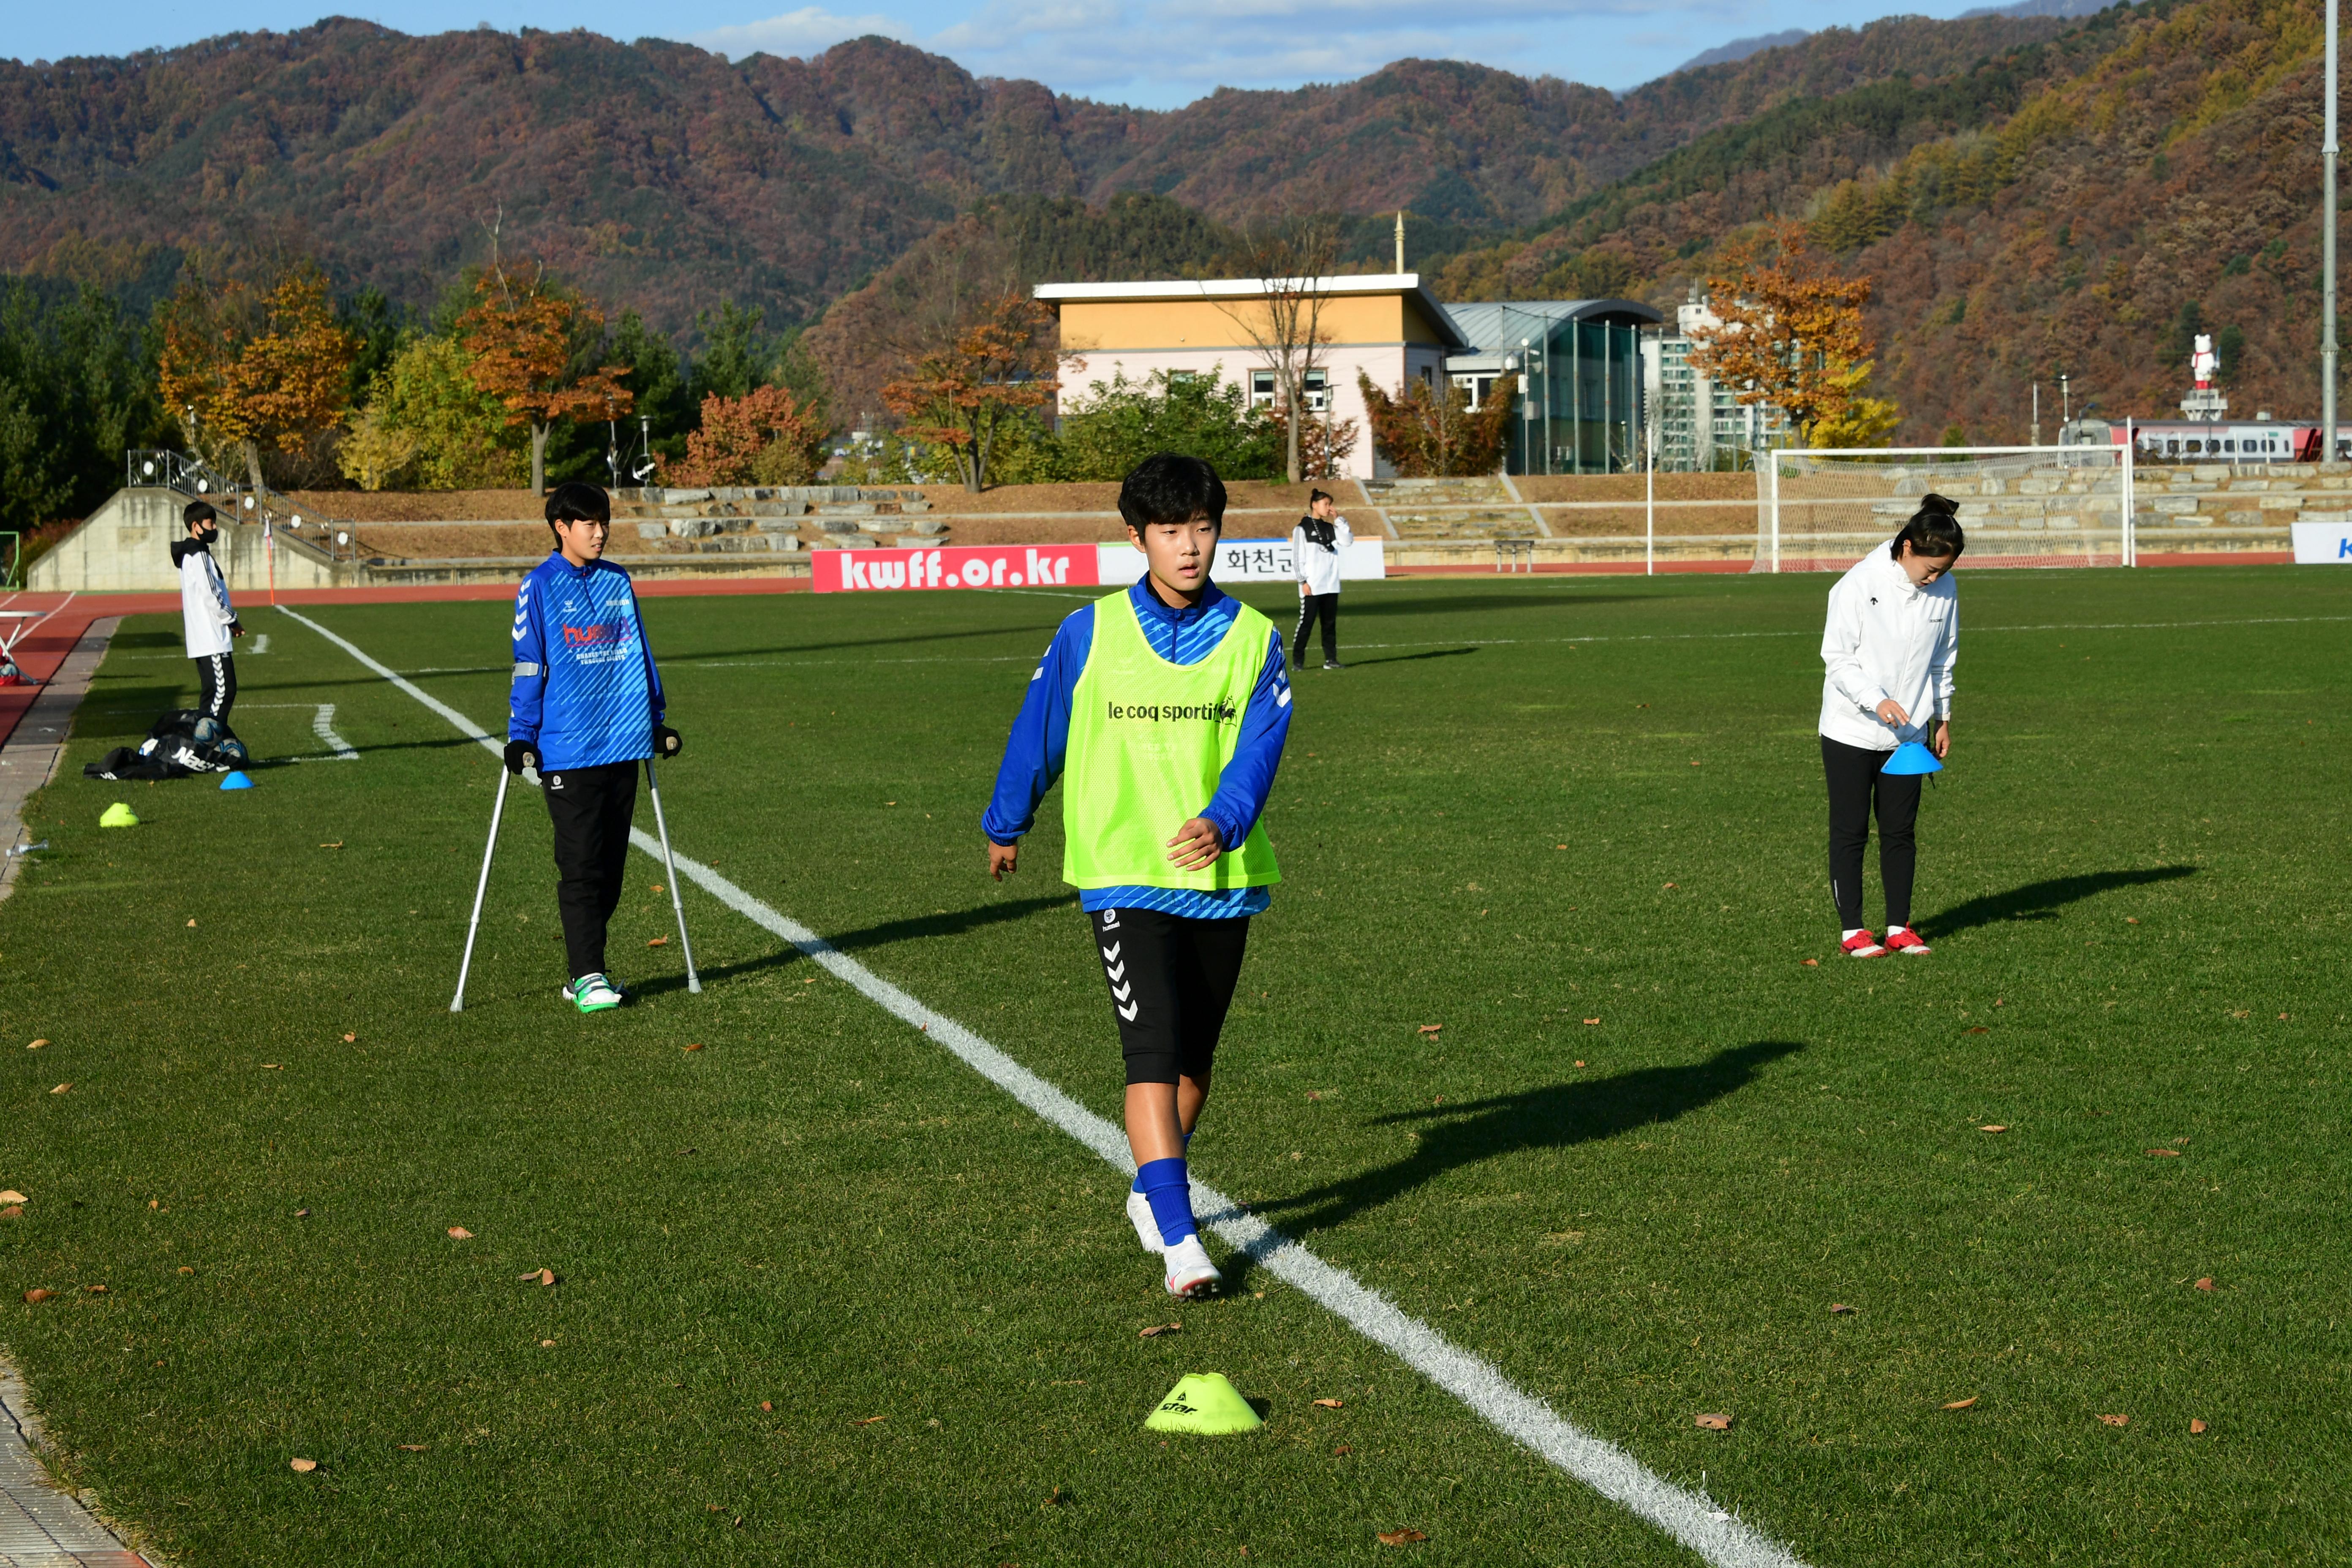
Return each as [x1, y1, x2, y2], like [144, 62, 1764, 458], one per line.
[509, 553, 666, 772]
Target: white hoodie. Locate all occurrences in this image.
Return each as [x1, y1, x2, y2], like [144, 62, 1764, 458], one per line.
[1290, 515, 1353, 596]
[1818, 541, 1957, 751]
[177, 537, 237, 659]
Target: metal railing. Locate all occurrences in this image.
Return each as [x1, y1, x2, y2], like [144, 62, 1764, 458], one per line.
[126, 449, 367, 563]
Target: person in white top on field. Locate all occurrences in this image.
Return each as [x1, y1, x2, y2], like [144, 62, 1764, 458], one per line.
[173, 500, 244, 735]
[1818, 497, 1962, 958]
[1290, 488, 1353, 670]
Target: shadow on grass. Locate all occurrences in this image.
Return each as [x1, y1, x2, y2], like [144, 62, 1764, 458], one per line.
[1249, 1040, 1802, 1241]
[1336, 591, 1644, 618]
[1925, 866, 2197, 939]
[1335, 647, 1481, 668]
[629, 895, 1077, 999]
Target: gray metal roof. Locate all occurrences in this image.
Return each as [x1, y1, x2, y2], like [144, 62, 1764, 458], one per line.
[1444, 299, 1664, 351]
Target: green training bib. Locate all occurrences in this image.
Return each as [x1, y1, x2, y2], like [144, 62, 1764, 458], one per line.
[1062, 591, 1283, 892]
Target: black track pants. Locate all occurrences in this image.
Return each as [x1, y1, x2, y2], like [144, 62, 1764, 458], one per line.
[1292, 592, 1339, 664]
[543, 759, 640, 980]
[196, 653, 236, 725]
[1089, 907, 1251, 1086]
[1823, 735, 1922, 931]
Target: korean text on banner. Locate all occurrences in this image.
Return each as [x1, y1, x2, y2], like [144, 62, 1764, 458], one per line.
[811, 544, 1103, 593]
[1094, 539, 1388, 585]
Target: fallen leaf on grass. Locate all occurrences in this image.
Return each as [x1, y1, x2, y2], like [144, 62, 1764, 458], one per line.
[2278, 1013, 2290, 1021]
[319, 841, 343, 850]
[1417, 1024, 1441, 1036]
[760, 1401, 773, 1413]
[0, 1206, 20, 1219]
[1582, 1018, 1601, 1026]
[1138, 1323, 1182, 1338]
[24, 1040, 44, 1050]
[177, 1266, 193, 1275]
[683, 1043, 704, 1052]
[2097, 1413, 2128, 1427]
[22, 1289, 51, 1304]
[1965, 1026, 1990, 1035]
[1313, 1398, 1344, 1409]
[1801, 958, 1818, 967]
[2230, 1010, 2249, 1020]
[1041, 1486, 1065, 1509]
[2146, 1149, 2181, 1158]
[0, 1190, 25, 1204]
[262, 1064, 283, 1070]
[852, 1415, 885, 1426]
[518, 1269, 556, 1286]
[1941, 1396, 1978, 1410]
[2194, 1277, 2215, 1291]
[2190, 1418, 2208, 1434]
[186, 919, 197, 928]
[651, 885, 663, 894]
[1333, 1445, 1353, 1455]
[1663, 882, 1677, 889]
[1377, 1529, 1427, 1546]
[1573, 1060, 1585, 1068]
[1828, 1303, 1858, 1315]
[447, 1227, 474, 1239]
[648, 936, 669, 947]
[294, 1209, 311, 1219]
[1979, 1124, 2008, 1134]
[2125, 917, 2139, 925]
[1694, 1413, 1732, 1430]
[342, 1034, 356, 1043]
[84, 1284, 107, 1293]
[288, 1458, 318, 1473]
[49, 1083, 69, 1094]
[541, 1339, 555, 1347]
[1554, 844, 1567, 850]
[397, 1443, 427, 1451]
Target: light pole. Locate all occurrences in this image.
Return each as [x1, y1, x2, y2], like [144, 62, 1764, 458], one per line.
[2061, 373, 2072, 430]
[2326, 0, 2340, 462]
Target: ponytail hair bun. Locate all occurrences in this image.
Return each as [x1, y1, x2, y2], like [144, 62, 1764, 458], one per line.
[1891, 494, 1965, 562]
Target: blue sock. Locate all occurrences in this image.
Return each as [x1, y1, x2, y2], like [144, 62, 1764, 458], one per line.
[1136, 1157, 1198, 1248]
[1132, 1130, 1191, 1193]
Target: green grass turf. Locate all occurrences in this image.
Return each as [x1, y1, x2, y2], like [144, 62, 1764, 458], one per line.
[2, 565, 2347, 1565]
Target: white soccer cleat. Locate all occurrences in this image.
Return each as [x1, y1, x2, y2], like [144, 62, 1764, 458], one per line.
[1162, 1235, 1223, 1298]
[1127, 1190, 1166, 1253]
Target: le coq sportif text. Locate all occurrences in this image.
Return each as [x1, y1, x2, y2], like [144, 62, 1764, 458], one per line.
[1105, 699, 1240, 724]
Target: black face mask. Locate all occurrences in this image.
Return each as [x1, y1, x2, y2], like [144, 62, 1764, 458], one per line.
[196, 526, 219, 547]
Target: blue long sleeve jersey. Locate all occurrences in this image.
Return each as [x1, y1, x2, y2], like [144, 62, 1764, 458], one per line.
[508, 553, 666, 772]
[983, 579, 1292, 918]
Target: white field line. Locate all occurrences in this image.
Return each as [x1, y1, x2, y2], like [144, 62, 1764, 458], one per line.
[309, 704, 357, 760]
[277, 600, 1811, 1568]
[249, 634, 271, 655]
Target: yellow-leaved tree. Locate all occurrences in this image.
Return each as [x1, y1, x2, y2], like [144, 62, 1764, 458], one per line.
[1688, 222, 1900, 447]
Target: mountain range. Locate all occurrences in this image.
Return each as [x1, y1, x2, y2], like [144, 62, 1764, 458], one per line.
[0, 0, 2334, 442]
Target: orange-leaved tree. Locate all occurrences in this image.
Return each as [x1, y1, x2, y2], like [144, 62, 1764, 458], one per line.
[670, 387, 829, 487]
[158, 261, 359, 489]
[1686, 221, 1887, 445]
[458, 260, 632, 494]
[880, 292, 1057, 493]
[1356, 371, 1517, 477]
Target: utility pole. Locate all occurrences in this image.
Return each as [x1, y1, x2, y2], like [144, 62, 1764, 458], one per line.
[2032, 382, 2041, 448]
[1394, 211, 1406, 274]
[2326, 0, 2340, 462]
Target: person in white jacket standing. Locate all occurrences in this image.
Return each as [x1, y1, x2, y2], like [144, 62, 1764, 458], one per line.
[1819, 497, 1963, 958]
[174, 501, 244, 734]
[1290, 488, 1353, 670]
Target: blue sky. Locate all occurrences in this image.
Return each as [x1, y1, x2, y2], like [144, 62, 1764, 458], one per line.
[14, 0, 2011, 109]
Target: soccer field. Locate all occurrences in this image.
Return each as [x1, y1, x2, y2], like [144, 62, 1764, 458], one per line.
[3, 566, 2347, 1565]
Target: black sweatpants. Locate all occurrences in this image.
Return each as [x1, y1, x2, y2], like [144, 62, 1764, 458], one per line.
[543, 759, 640, 980]
[1089, 907, 1251, 1086]
[1292, 592, 1339, 664]
[1822, 735, 1922, 931]
[196, 652, 236, 725]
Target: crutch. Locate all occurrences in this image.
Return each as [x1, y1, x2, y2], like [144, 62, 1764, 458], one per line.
[645, 755, 700, 993]
[450, 768, 513, 1012]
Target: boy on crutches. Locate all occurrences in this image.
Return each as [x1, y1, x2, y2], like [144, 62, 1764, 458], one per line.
[506, 481, 682, 1013]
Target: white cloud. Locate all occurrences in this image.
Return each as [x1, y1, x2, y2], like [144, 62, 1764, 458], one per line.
[694, 5, 913, 58]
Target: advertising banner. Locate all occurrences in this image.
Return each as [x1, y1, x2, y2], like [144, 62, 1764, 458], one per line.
[2290, 519, 2352, 564]
[1094, 539, 1388, 585]
[810, 543, 1102, 593]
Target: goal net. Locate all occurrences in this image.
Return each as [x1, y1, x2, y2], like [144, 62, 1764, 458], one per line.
[1756, 445, 2133, 573]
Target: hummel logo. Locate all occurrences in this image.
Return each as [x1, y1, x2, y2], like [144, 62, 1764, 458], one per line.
[1105, 959, 1127, 983]
[1117, 999, 1140, 1021]
[1101, 942, 1121, 962]
[1100, 911, 1121, 930]
[1111, 981, 1132, 1002]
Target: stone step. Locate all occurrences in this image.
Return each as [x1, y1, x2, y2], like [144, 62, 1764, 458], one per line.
[1386, 507, 1540, 539]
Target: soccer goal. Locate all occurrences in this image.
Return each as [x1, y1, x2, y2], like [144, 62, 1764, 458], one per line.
[1754, 444, 2135, 572]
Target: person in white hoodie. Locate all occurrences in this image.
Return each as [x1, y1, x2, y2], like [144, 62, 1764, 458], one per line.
[1819, 497, 1963, 958]
[1289, 488, 1353, 670]
[174, 501, 243, 734]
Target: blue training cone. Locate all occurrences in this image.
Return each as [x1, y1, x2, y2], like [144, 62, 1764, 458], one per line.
[218, 770, 255, 791]
[1881, 741, 1942, 776]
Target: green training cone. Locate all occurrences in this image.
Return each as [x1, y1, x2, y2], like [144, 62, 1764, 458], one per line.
[1144, 1373, 1263, 1436]
[98, 802, 139, 828]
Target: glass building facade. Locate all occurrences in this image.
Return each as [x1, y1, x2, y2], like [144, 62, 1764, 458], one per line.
[1445, 301, 1663, 476]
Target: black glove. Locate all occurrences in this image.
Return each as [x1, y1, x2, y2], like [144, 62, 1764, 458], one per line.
[503, 740, 540, 775]
[654, 725, 682, 758]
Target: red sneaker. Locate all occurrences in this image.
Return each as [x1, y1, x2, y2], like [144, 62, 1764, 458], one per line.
[1841, 930, 1886, 958]
[1884, 927, 1932, 956]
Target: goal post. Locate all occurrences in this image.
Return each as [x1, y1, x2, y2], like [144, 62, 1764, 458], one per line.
[1756, 444, 2137, 572]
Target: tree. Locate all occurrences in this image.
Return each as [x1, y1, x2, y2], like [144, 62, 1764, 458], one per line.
[0, 279, 159, 525]
[457, 260, 633, 494]
[1687, 222, 1887, 446]
[159, 261, 359, 488]
[1053, 369, 1282, 482]
[880, 292, 1059, 493]
[1808, 360, 1903, 448]
[543, 309, 694, 486]
[340, 335, 523, 491]
[669, 387, 828, 487]
[1217, 214, 1343, 485]
[1357, 372, 1517, 477]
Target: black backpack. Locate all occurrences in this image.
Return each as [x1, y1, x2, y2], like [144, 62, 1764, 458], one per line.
[84, 709, 250, 781]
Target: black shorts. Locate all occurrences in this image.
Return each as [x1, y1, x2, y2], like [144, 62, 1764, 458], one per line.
[1088, 906, 1251, 1086]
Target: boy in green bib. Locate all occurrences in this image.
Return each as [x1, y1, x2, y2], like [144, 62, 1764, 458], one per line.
[984, 454, 1293, 1297]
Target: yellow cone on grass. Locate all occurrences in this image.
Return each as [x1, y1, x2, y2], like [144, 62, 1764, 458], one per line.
[99, 803, 138, 828]
[1145, 1373, 1262, 1435]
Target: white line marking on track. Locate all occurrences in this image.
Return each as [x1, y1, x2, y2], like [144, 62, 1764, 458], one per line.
[279, 600, 1812, 1568]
